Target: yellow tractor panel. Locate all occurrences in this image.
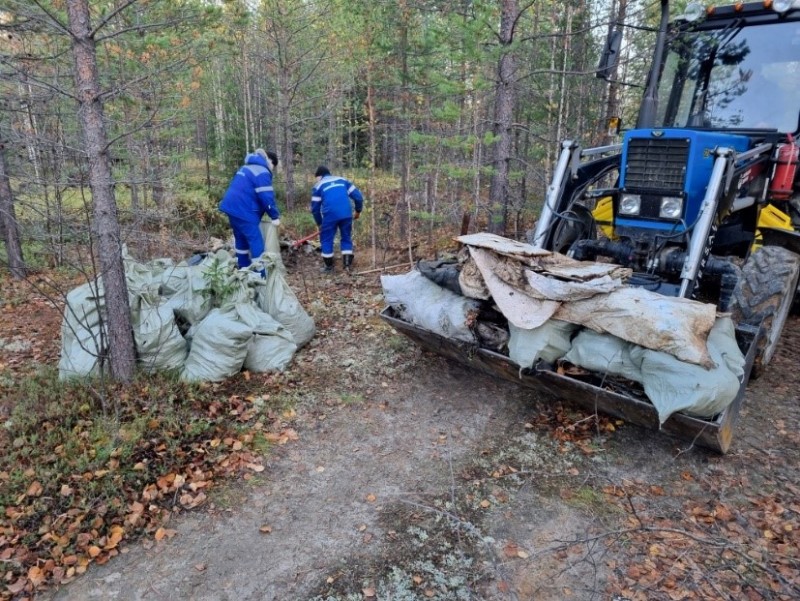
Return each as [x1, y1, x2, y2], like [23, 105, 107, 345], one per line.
[754, 203, 793, 250]
[592, 196, 615, 239]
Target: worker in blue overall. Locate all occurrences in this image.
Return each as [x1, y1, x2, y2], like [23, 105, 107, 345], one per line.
[219, 149, 280, 275]
[310, 165, 364, 273]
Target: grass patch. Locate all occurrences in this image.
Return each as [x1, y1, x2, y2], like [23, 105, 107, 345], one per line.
[0, 369, 294, 599]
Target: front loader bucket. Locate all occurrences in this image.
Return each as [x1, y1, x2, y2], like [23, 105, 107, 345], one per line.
[381, 307, 760, 454]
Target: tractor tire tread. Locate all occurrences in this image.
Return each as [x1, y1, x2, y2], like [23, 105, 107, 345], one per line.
[731, 246, 800, 378]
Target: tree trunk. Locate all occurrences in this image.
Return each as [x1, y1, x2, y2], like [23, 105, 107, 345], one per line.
[0, 139, 26, 279]
[556, 6, 573, 143]
[488, 0, 518, 235]
[66, 0, 136, 382]
[602, 0, 627, 145]
[366, 74, 377, 268]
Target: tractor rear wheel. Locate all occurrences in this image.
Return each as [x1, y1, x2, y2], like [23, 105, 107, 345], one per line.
[731, 245, 800, 379]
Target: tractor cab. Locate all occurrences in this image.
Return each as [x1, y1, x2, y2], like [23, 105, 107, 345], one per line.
[656, 3, 800, 135]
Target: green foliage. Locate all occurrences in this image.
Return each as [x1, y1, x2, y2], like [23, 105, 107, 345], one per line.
[409, 210, 445, 224]
[282, 209, 319, 238]
[201, 256, 240, 308]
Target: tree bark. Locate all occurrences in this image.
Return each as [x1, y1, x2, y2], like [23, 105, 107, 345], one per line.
[0, 138, 26, 279]
[489, 0, 518, 235]
[66, 0, 136, 382]
[366, 74, 377, 268]
[602, 0, 627, 145]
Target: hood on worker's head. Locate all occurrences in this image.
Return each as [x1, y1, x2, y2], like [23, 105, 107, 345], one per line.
[245, 152, 269, 169]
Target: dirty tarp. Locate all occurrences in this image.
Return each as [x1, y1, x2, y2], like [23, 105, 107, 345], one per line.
[457, 233, 717, 368]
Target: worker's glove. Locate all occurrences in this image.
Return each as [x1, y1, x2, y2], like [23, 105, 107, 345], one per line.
[353, 211, 361, 220]
[271, 219, 281, 227]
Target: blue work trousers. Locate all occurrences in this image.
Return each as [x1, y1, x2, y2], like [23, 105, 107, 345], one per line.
[228, 215, 265, 269]
[320, 217, 353, 258]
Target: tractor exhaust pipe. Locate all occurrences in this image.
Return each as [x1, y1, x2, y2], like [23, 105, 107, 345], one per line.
[637, 0, 670, 128]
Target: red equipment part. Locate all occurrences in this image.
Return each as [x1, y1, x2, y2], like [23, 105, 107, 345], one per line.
[769, 134, 799, 201]
[291, 230, 320, 249]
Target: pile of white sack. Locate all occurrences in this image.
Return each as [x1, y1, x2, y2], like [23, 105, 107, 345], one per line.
[59, 230, 315, 383]
[382, 233, 746, 425]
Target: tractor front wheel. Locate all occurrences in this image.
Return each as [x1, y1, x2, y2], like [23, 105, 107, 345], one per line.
[731, 246, 800, 379]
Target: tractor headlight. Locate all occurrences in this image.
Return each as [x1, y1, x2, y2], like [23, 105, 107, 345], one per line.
[619, 194, 641, 215]
[659, 196, 684, 219]
[772, 0, 800, 13]
[681, 3, 706, 22]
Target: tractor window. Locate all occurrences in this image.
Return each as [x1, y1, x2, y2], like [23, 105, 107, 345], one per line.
[656, 20, 800, 132]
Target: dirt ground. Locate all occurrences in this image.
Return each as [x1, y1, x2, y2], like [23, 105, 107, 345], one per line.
[11, 248, 800, 601]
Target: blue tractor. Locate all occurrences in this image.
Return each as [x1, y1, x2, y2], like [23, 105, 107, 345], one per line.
[530, 0, 800, 378]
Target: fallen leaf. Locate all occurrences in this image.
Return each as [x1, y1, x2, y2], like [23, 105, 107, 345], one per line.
[28, 565, 45, 587]
[155, 527, 167, 541]
[88, 546, 101, 558]
[26, 481, 43, 497]
[503, 542, 520, 558]
[5, 578, 26, 594]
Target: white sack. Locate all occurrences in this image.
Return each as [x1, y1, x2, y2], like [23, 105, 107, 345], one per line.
[58, 281, 105, 379]
[508, 320, 579, 369]
[255, 255, 315, 347]
[181, 307, 253, 382]
[133, 297, 187, 372]
[160, 261, 212, 325]
[259, 221, 286, 274]
[382, 270, 480, 343]
[563, 329, 643, 382]
[631, 316, 745, 422]
[236, 303, 297, 373]
[564, 317, 745, 424]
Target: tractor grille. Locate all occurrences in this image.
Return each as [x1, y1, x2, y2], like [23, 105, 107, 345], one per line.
[624, 138, 689, 192]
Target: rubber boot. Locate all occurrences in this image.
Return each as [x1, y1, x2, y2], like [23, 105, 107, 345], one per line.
[343, 254, 353, 272]
[320, 256, 334, 273]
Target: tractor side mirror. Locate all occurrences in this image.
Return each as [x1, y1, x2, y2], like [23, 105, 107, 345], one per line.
[597, 29, 622, 80]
